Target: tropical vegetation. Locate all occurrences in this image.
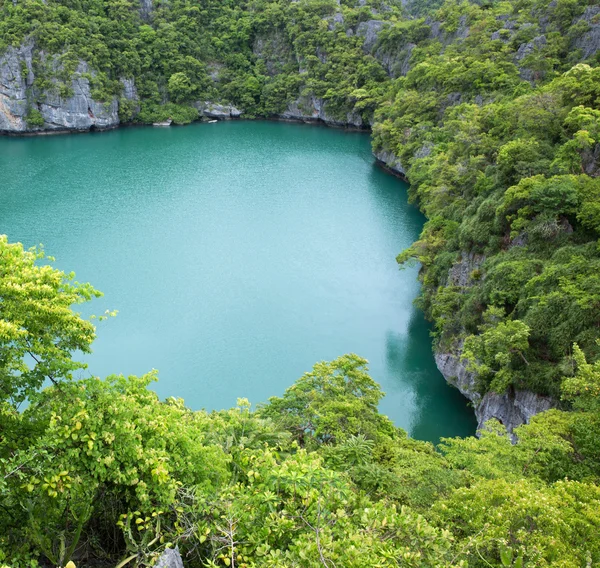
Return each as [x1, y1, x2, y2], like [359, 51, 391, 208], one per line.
[1, 0, 600, 564]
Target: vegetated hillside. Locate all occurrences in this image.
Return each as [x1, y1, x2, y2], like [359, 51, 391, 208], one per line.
[372, 0, 600, 414]
[1, 0, 600, 565]
[1, 238, 600, 567]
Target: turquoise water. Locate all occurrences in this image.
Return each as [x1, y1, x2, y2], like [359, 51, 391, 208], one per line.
[0, 121, 475, 441]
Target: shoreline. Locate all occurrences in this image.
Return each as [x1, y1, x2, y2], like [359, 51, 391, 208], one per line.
[0, 114, 372, 138]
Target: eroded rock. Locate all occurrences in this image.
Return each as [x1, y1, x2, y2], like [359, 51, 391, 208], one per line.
[356, 20, 386, 52]
[155, 547, 184, 568]
[373, 149, 407, 178]
[280, 93, 365, 128]
[433, 253, 556, 436]
[0, 46, 120, 133]
[194, 101, 242, 119]
[573, 6, 600, 59]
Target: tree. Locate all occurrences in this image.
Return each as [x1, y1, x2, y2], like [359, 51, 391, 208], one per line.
[462, 307, 531, 393]
[0, 236, 101, 407]
[258, 354, 395, 447]
[167, 72, 195, 103]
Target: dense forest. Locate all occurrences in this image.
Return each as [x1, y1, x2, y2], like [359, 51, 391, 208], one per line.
[1, 0, 600, 565]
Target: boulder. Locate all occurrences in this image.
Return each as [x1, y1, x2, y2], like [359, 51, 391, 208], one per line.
[194, 102, 242, 119]
[155, 547, 184, 568]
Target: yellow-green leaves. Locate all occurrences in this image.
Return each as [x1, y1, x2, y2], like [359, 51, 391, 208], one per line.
[0, 236, 101, 407]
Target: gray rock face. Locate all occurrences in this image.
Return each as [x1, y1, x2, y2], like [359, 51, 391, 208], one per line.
[194, 101, 242, 119]
[447, 251, 485, 287]
[155, 547, 184, 568]
[139, 0, 153, 20]
[280, 94, 365, 128]
[476, 390, 555, 438]
[573, 6, 600, 59]
[121, 77, 138, 101]
[39, 62, 119, 131]
[356, 20, 386, 52]
[435, 343, 556, 436]
[434, 253, 556, 436]
[515, 35, 547, 81]
[0, 44, 121, 133]
[327, 11, 345, 31]
[425, 15, 469, 45]
[582, 143, 600, 177]
[0, 43, 34, 132]
[375, 43, 415, 77]
[373, 149, 406, 178]
[435, 341, 480, 404]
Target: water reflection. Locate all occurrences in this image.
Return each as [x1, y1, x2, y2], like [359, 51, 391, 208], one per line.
[385, 312, 476, 442]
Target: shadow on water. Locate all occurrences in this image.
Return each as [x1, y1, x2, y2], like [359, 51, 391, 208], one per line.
[385, 312, 477, 442]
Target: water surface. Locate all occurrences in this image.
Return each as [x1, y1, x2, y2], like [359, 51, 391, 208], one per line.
[0, 121, 475, 441]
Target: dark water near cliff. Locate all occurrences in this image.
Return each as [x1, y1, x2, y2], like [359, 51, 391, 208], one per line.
[0, 121, 475, 441]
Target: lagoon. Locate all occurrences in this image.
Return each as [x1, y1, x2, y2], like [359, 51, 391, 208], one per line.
[0, 121, 475, 441]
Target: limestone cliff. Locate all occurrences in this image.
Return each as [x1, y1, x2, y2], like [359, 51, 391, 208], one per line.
[0, 43, 135, 134]
[279, 93, 367, 129]
[373, 149, 407, 179]
[434, 254, 556, 436]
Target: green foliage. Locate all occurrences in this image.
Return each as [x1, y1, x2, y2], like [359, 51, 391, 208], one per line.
[562, 343, 600, 411]
[136, 103, 199, 125]
[0, 239, 600, 566]
[24, 109, 44, 128]
[258, 354, 395, 446]
[0, 235, 100, 407]
[462, 307, 531, 393]
[1, 0, 600, 564]
[371, 7, 600, 400]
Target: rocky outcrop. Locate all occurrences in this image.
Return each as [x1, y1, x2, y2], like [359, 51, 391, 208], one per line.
[155, 547, 184, 568]
[426, 15, 469, 45]
[0, 43, 32, 132]
[515, 35, 547, 81]
[435, 341, 480, 403]
[193, 101, 242, 119]
[434, 253, 557, 436]
[373, 149, 407, 178]
[476, 389, 555, 437]
[447, 251, 485, 287]
[435, 342, 556, 437]
[279, 94, 366, 129]
[139, 0, 153, 20]
[356, 20, 387, 51]
[573, 6, 600, 59]
[39, 62, 119, 131]
[0, 44, 124, 133]
[374, 43, 415, 78]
